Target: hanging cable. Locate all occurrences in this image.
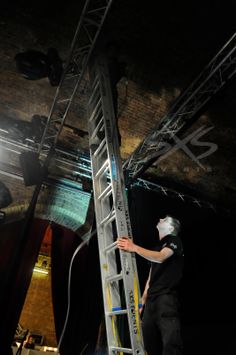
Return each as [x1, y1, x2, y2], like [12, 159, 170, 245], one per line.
[57, 227, 97, 353]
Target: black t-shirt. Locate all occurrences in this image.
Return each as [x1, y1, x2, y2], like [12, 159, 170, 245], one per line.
[147, 234, 184, 300]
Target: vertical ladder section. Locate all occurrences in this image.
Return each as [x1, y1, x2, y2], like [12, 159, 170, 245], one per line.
[87, 55, 145, 354]
[38, 0, 114, 155]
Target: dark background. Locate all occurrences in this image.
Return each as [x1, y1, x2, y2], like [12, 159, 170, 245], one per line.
[128, 186, 236, 355]
[0, 0, 235, 353]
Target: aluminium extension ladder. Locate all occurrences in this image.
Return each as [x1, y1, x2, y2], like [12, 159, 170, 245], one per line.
[87, 54, 145, 354]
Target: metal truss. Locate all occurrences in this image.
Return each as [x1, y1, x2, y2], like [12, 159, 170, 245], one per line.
[38, 0, 114, 155]
[0, 134, 217, 211]
[0, 134, 92, 180]
[131, 178, 216, 211]
[124, 32, 236, 180]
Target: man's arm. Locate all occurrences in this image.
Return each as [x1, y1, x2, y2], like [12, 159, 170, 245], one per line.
[117, 237, 174, 263]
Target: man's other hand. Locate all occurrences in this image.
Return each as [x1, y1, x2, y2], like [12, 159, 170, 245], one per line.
[117, 237, 136, 252]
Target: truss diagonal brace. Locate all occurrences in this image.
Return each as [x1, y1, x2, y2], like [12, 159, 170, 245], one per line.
[124, 32, 236, 180]
[38, 0, 114, 155]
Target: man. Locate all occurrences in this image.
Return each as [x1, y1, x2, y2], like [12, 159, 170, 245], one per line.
[24, 334, 35, 349]
[117, 215, 184, 355]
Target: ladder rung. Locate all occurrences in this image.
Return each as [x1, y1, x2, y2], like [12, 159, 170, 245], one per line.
[90, 75, 99, 92]
[95, 159, 109, 178]
[103, 241, 117, 253]
[106, 272, 123, 283]
[88, 81, 99, 104]
[89, 93, 100, 109]
[106, 309, 127, 316]
[91, 118, 104, 139]
[44, 134, 57, 140]
[98, 184, 112, 200]
[57, 98, 71, 104]
[100, 210, 115, 226]
[110, 346, 133, 354]
[93, 138, 106, 158]
[50, 118, 63, 124]
[88, 98, 102, 122]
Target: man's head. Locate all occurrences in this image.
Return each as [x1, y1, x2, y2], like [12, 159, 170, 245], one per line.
[156, 215, 181, 237]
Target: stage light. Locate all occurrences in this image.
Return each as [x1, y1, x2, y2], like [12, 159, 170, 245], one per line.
[33, 267, 48, 275]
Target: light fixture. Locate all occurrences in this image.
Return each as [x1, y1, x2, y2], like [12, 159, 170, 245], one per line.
[43, 346, 58, 352]
[33, 267, 48, 275]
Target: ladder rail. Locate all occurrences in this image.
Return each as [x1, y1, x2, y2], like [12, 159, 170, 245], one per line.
[87, 55, 145, 354]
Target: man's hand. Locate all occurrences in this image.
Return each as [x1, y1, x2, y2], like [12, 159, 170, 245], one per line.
[117, 237, 137, 252]
[139, 304, 144, 316]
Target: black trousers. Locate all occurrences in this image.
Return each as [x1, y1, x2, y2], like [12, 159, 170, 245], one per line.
[142, 293, 183, 355]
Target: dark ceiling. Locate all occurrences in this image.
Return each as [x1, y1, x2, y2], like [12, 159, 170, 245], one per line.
[0, 0, 236, 213]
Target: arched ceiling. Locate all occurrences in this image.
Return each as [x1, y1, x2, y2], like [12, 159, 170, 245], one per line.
[0, 0, 236, 217]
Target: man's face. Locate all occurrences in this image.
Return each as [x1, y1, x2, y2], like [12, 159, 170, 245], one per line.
[156, 216, 173, 234]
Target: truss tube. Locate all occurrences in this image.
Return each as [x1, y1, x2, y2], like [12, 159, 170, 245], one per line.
[124, 32, 236, 178]
[38, 0, 114, 154]
[0, 134, 92, 179]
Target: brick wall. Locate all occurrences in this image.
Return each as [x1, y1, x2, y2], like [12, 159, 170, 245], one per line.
[19, 269, 57, 347]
